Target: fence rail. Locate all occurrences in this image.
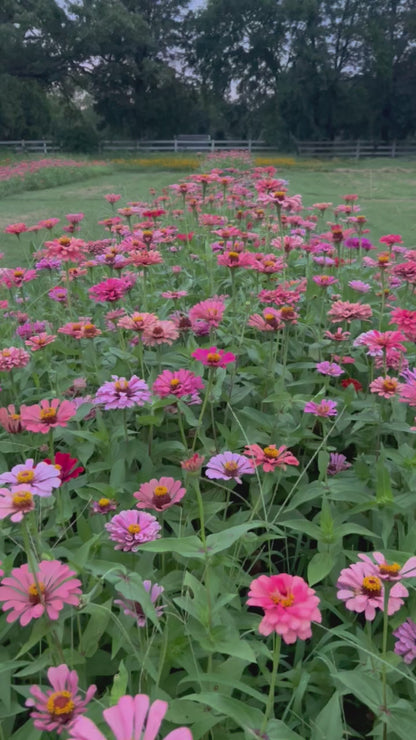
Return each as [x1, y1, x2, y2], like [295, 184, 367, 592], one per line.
[100, 138, 274, 153]
[295, 139, 416, 158]
[0, 140, 61, 153]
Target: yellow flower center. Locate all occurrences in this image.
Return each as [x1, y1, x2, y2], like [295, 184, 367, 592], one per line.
[223, 461, 238, 474]
[228, 251, 239, 259]
[379, 562, 400, 575]
[28, 581, 46, 604]
[270, 591, 295, 607]
[12, 491, 33, 508]
[207, 352, 220, 363]
[280, 306, 294, 317]
[40, 408, 57, 422]
[127, 524, 141, 534]
[10, 413, 20, 420]
[264, 313, 274, 321]
[16, 469, 35, 484]
[154, 485, 169, 497]
[170, 379, 180, 388]
[263, 446, 278, 458]
[114, 380, 129, 392]
[98, 497, 110, 507]
[14, 270, 24, 277]
[382, 379, 397, 392]
[46, 690, 75, 718]
[361, 575, 382, 596]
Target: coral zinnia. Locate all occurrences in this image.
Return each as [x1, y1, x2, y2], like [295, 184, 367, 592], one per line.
[244, 444, 299, 472]
[0, 560, 82, 625]
[247, 573, 322, 643]
[26, 664, 96, 734]
[20, 399, 77, 433]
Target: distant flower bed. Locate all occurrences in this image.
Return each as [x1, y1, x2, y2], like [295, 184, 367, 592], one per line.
[0, 157, 109, 196]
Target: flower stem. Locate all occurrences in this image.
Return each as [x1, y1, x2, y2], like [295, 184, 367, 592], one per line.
[261, 633, 281, 732]
[191, 369, 214, 453]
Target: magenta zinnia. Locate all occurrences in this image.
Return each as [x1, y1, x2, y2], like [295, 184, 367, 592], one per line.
[192, 346, 236, 368]
[247, 573, 322, 643]
[0, 560, 82, 625]
[26, 664, 96, 734]
[152, 369, 204, 404]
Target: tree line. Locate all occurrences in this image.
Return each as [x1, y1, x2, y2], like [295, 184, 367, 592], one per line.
[1, 0, 416, 150]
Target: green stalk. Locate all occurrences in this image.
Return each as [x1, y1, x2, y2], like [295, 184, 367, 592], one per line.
[261, 633, 281, 732]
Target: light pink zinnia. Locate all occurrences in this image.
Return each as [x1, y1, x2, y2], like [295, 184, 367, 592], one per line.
[192, 346, 236, 368]
[244, 444, 299, 472]
[0, 560, 82, 625]
[105, 510, 161, 552]
[357, 552, 416, 581]
[26, 664, 96, 735]
[205, 451, 254, 484]
[94, 375, 151, 409]
[117, 312, 158, 332]
[20, 399, 77, 433]
[0, 404, 23, 433]
[0, 487, 34, 522]
[134, 477, 186, 511]
[303, 399, 338, 417]
[0, 458, 61, 496]
[0, 346, 30, 372]
[152, 369, 204, 404]
[369, 376, 400, 398]
[114, 580, 165, 626]
[336, 561, 408, 620]
[327, 300, 372, 323]
[141, 320, 179, 346]
[247, 573, 322, 643]
[67, 694, 193, 740]
[315, 361, 344, 377]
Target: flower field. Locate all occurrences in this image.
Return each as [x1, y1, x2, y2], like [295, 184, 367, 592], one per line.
[1, 152, 416, 739]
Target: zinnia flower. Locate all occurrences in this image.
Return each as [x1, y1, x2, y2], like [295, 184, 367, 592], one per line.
[152, 369, 204, 404]
[247, 573, 322, 643]
[327, 453, 351, 475]
[205, 451, 254, 484]
[134, 477, 186, 511]
[243, 444, 299, 473]
[192, 346, 236, 368]
[141, 320, 179, 346]
[0, 560, 82, 625]
[66, 694, 192, 740]
[336, 561, 408, 620]
[94, 375, 151, 410]
[20, 399, 77, 433]
[393, 619, 416, 664]
[0, 347, 30, 371]
[114, 580, 165, 626]
[105, 510, 161, 552]
[26, 664, 96, 734]
[369, 376, 400, 398]
[327, 300, 372, 323]
[0, 458, 61, 496]
[91, 497, 118, 514]
[315, 361, 344, 377]
[43, 452, 84, 484]
[0, 487, 34, 522]
[0, 404, 23, 433]
[357, 552, 416, 581]
[303, 399, 338, 417]
[89, 277, 133, 303]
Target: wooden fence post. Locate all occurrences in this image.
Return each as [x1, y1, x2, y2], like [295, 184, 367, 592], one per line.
[174, 138, 178, 153]
[211, 139, 215, 152]
[355, 140, 361, 160]
[392, 140, 396, 158]
[248, 139, 252, 153]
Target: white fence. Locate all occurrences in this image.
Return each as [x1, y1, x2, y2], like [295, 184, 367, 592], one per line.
[100, 138, 274, 153]
[0, 140, 61, 153]
[295, 139, 416, 158]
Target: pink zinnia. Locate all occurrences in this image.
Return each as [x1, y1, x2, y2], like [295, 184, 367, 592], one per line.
[20, 399, 77, 433]
[114, 580, 165, 626]
[327, 300, 372, 323]
[0, 487, 34, 522]
[134, 477, 186, 511]
[244, 444, 299, 472]
[357, 552, 416, 581]
[369, 376, 400, 398]
[0, 404, 23, 433]
[353, 330, 406, 357]
[247, 573, 322, 643]
[67, 694, 192, 740]
[152, 369, 204, 404]
[89, 277, 132, 303]
[189, 297, 226, 329]
[94, 375, 151, 410]
[0, 458, 61, 496]
[0, 346, 30, 371]
[43, 452, 84, 484]
[304, 399, 338, 417]
[45, 237, 87, 263]
[0, 560, 82, 625]
[105, 510, 161, 552]
[180, 453, 205, 473]
[117, 312, 158, 332]
[390, 308, 416, 342]
[25, 333, 57, 351]
[205, 451, 254, 484]
[192, 346, 236, 368]
[141, 320, 179, 346]
[26, 664, 96, 735]
[336, 561, 408, 620]
[316, 361, 344, 377]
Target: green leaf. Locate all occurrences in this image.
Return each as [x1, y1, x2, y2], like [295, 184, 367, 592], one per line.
[206, 522, 264, 554]
[182, 693, 263, 731]
[79, 600, 112, 658]
[307, 552, 334, 586]
[375, 457, 394, 504]
[139, 535, 205, 559]
[110, 660, 128, 705]
[264, 720, 305, 739]
[311, 692, 344, 740]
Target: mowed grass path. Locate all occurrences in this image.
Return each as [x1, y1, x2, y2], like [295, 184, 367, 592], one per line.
[1, 161, 416, 265]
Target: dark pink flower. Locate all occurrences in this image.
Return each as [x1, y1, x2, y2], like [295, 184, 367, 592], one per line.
[114, 580, 165, 626]
[26, 664, 96, 734]
[304, 399, 338, 417]
[105, 510, 161, 552]
[43, 452, 84, 484]
[0, 560, 82, 625]
[152, 369, 204, 404]
[89, 277, 133, 303]
[247, 573, 322, 642]
[192, 346, 236, 368]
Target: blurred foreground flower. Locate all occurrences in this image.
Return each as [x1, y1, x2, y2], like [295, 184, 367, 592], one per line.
[67, 694, 193, 740]
[393, 619, 416, 664]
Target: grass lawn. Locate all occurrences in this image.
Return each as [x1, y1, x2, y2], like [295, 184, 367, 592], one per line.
[1, 158, 415, 265]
